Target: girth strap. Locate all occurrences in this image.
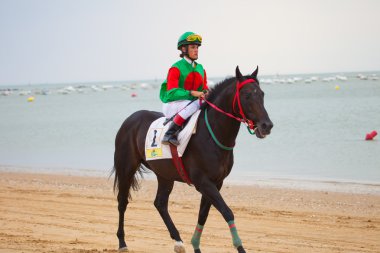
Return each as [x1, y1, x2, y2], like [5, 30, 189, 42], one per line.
[169, 144, 192, 185]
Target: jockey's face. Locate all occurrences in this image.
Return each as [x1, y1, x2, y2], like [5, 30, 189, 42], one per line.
[187, 44, 199, 61]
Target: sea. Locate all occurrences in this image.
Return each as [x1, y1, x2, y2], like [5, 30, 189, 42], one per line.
[1, 72, 379, 193]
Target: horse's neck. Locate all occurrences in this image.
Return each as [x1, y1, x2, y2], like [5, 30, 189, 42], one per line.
[207, 89, 241, 147]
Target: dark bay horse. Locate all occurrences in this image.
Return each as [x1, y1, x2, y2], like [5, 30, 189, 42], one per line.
[113, 66, 273, 253]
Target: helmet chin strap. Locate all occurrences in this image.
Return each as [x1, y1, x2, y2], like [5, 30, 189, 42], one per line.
[186, 55, 196, 62]
[182, 46, 189, 57]
[182, 46, 197, 61]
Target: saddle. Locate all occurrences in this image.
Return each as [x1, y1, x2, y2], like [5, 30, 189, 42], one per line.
[145, 110, 201, 161]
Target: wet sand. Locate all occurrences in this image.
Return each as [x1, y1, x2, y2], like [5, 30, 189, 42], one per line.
[0, 171, 379, 253]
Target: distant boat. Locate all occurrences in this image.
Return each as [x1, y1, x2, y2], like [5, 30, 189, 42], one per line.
[1, 90, 11, 96]
[336, 75, 347, 81]
[91, 85, 102, 92]
[357, 74, 368, 80]
[139, 83, 150, 89]
[369, 74, 378, 80]
[310, 76, 319, 81]
[57, 89, 70, 95]
[102, 85, 114, 90]
[260, 79, 273, 85]
[304, 79, 312, 84]
[286, 78, 295, 84]
[322, 77, 336, 82]
[65, 86, 76, 92]
[120, 85, 131, 91]
[19, 90, 31, 96]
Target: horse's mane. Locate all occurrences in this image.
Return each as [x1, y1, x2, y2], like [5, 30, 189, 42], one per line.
[205, 76, 236, 103]
[201, 75, 259, 110]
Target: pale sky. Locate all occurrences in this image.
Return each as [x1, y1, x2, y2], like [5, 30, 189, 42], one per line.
[0, 0, 379, 85]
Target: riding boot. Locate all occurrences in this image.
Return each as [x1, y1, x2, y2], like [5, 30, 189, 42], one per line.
[162, 122, 181, 146]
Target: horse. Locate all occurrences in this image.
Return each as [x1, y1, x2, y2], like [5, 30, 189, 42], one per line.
[112, 66, 273, 253]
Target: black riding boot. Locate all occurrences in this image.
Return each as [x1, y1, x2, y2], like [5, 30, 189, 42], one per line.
[162, 122, 181, 146]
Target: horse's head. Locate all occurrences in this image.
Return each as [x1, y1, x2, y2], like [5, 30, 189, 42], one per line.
[235, 66, 273, 138]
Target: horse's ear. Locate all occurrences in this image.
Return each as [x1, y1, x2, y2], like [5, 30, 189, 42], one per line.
[235, 66, 243, 81]
[251, 66, 259, 78]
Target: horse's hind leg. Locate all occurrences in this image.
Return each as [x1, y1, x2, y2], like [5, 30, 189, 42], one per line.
[114, 147, 141, 251]
[154, 176, 184, 252]
[117, 186, 129, 251]
[191, 183, 222, 253]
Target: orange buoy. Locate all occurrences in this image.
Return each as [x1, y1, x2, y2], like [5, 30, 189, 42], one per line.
[131, 93, 137, 97]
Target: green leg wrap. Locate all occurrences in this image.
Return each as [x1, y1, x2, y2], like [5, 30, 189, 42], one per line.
[228, 220, 242, 248]
[191, 224, 204, 250]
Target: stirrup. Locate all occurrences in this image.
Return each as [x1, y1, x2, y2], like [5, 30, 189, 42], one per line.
[162, 134, 171, 145]
[168, 136, 180, 146]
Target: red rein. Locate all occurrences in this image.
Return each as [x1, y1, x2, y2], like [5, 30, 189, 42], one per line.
[203, 78, 256, 129]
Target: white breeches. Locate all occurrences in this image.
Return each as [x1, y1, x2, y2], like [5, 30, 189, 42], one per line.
[162, 99, 203, 119]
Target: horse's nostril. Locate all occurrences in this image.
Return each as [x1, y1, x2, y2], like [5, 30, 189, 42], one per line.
[261, 121, 273, 131]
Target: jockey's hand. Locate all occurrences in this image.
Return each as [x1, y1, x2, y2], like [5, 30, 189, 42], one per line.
[203, 89, 209, 98]
[191, 90, 206, 99]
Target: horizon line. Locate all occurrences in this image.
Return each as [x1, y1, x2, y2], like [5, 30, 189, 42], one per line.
[1, 69, 379, 87]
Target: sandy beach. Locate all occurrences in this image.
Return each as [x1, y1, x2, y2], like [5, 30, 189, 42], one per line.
[0, 171, 379, 253]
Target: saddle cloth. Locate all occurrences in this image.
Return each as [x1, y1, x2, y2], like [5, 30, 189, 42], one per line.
[145, 110, 201, 161]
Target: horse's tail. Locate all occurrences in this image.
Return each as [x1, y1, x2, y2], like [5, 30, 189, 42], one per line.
[111, 163, 142, 201]
[111, 119, 144, 200]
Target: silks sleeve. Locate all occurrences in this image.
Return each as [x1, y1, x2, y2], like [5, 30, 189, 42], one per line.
[203, 69, 209, 91]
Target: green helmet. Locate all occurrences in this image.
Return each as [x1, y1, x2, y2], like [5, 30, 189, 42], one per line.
[177, 32, 202, 49]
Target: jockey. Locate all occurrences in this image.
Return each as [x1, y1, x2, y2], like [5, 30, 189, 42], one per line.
[160, 32, 209, 146]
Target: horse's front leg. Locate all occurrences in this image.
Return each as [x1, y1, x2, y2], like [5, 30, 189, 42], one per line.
[154, 176, 184, 252]
[191, 183, 223, 253]
[195, 179, 246, 253]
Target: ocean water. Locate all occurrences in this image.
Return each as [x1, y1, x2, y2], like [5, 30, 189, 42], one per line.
[1, 72, 379, 190]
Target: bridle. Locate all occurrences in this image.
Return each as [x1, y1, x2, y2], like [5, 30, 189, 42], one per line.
[203, 78, 257, 132]
[202, 78, 258, 150]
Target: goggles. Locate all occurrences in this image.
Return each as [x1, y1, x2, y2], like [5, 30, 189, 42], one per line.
[186, 34, 202, 43]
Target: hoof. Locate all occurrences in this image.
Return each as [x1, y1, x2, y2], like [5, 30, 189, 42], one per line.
[194, 249, 201, 253]
[237, 245, 246, 253]
[174, 241, 186, 253]
[118, 246, 129, 252]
